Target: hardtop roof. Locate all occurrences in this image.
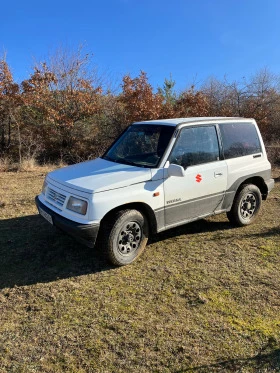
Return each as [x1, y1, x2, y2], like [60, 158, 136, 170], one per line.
[133, 117, 253, 127]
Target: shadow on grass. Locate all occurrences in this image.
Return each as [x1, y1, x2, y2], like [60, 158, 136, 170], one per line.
[0, 214, 235, 289]
[151, 218, 234, 244]
[0, 214, 115, 289]
[249, 226, 280, 238]
[182, 348, 280, 372]
[1, 213, 279, 289]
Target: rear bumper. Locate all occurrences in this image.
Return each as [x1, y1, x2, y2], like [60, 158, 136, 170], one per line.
[35, 196, 100, 248]
[266, 178, 275, 194]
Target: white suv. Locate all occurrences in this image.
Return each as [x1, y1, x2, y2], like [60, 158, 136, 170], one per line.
[36, 117, 274, 266]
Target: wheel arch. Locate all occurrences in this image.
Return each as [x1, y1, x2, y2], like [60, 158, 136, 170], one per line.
[100, 202, 158, 235]
[237, 176, 268, 200]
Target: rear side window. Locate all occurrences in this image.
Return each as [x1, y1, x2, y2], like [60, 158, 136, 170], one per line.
[219, 122, 261, 159]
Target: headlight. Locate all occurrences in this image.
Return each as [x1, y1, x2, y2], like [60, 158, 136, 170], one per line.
[42, 179, 47, 195]
[66, 196, 88, 215]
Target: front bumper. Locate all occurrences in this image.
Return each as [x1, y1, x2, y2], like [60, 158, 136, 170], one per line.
[35, 196, 100, 248]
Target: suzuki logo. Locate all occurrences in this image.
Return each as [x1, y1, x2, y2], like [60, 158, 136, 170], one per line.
[196, 174, 202, 183]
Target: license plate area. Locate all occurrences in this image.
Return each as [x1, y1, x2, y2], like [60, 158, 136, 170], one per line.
[39, 207, 53, 225]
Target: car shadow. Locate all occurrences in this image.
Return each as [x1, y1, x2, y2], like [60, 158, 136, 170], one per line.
[248, 226, 280, 238]
[0, 214, 115, 289]
[180, 347, 280, 372]
[0, 213, 236, 289]
[150, 217, 234, 244]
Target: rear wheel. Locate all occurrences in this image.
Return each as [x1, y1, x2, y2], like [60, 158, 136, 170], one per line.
[101, 209, 149, 266]
[227, 184, 262, 226]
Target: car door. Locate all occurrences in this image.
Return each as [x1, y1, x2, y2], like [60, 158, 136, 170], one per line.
[163, 125, 228, 227]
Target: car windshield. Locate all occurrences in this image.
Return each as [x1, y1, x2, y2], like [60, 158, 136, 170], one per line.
[102, 124, 175, 168]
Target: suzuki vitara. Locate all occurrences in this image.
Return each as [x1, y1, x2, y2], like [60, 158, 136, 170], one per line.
[35, 117, 274, 265]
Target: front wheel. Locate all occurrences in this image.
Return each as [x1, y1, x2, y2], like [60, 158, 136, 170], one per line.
[101, 209, 149, 266]
[227, 184, 262, 226]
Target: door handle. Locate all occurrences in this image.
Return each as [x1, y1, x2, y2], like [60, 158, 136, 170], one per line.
[214, 172, 223, 177]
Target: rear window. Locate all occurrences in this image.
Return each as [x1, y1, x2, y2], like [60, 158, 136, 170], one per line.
[219, 122, 262, 159]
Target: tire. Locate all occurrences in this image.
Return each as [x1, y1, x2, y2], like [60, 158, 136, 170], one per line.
[227, 184, 262, 227]
[101, 209, 149, 266]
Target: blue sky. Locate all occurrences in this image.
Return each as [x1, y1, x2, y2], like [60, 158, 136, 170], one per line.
[1, 0, 280, 91]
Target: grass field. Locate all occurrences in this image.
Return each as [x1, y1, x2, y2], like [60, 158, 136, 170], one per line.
[0, 167, 279, 373]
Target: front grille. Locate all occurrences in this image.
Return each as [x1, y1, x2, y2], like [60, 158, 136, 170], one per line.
[47, 188, 66, 207]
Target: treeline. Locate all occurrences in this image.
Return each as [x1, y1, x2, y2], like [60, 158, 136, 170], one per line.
[0, 47, 279, 165]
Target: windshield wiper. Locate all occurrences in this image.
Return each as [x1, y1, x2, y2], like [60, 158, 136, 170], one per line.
[103, 155, 144, 167]
[102, 155, 117, 163]
[116, 158, 140, 167]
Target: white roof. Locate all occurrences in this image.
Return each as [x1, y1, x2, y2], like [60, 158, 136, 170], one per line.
[133, 117, 252, 127]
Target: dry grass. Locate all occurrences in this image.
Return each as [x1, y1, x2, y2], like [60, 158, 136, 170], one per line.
[0, 158, 67, 173]
[0, 167, 279, 372]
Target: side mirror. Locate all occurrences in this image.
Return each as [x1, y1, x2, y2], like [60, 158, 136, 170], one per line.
[168, 163, 185, 177]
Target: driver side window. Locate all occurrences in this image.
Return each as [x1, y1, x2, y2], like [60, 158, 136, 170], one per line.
[169, 126, 220, 168]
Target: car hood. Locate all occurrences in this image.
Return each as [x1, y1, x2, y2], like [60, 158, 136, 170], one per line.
[47, 158, 152, 194]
